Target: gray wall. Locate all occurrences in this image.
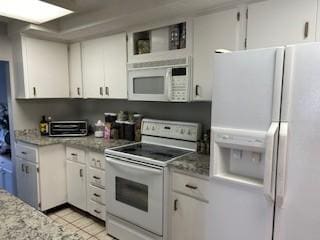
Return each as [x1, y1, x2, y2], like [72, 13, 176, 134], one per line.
[78, 99, 212, 132]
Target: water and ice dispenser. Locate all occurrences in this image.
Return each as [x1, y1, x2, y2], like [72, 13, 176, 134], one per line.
[211, 127, 268, 187]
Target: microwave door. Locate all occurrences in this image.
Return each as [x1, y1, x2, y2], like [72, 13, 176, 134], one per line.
[128, 68, 169, 101]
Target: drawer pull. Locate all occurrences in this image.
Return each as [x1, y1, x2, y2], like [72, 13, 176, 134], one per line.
[185, 184, 198, 190]
[21, 151, 27, 155]
[174, 199, 178, 211]
[80, 169, 83, 177]
[93, 176, 101, 180]
[71, 153, 78, 156]
[94, 209, 101, 214]
[93, 193, 101, 197]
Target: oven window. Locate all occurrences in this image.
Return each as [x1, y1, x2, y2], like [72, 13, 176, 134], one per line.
[133, 76, 165, 94]
[116, 177, 148, 212]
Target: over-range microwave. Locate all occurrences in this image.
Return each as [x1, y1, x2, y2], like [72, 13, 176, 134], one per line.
[127, 57, 192, 102]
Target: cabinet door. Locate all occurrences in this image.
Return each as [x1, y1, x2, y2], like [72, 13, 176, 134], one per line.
[22, 36, 69, 98]
[193, 8, 242, 101]
[104, 33, 127, 99]
[82, 38, 106, 98]
[171, 193, 209, 240]
[66, 160, 87, 210]
[247, 0, 317, 49]
[0, 168, 3, 189]
[16, 158, 39, 208]
[69, 43, 83, 98]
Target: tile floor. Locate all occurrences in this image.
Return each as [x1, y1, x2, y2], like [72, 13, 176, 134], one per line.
[47, 206, 113, 240]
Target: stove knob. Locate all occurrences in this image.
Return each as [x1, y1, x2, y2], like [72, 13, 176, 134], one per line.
[180, 129, 185, 134]
[152, 126, 155, 131]
[187, 129, 191, 135]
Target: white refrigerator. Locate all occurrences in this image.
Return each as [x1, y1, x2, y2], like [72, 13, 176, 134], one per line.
[209, 43, 320, 240]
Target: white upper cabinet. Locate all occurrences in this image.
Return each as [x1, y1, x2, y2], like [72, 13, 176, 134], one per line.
[13, 35, 70, 99]
[247, 0, 317, 49]
[69, 43, 83, 98]
[82, 33, 127, 99]
[104, 33, 127, 99]
[82, 37, 106, 98]
[192, 8, 244, 101]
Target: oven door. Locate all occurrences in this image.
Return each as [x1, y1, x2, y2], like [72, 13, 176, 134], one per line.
[106, 156, 164, 235]
[128, 67, 171, 102]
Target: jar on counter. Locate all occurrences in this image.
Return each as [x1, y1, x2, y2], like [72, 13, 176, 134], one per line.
[94, 120, 105, 138]
[124, 121, 136, 141]
[104, 113, 118, 140]
[133, 114, 143, 142]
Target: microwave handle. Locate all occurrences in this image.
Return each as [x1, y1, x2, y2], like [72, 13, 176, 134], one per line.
[167, 68, 173, 101]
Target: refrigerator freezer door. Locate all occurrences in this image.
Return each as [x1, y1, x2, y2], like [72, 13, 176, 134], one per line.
[274, 43, 320, 240]
[209, 47, 284, 240]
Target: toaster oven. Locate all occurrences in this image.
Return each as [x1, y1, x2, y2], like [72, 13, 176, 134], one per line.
[49, 121, 88, 137]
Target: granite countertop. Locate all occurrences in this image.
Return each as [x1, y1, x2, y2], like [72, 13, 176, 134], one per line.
[0, 189, 83, 240]
[169, 152, 210, 177]
[15, 129, 132, 152]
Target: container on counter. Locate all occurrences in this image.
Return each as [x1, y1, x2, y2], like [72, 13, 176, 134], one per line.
[133, 114, 143, 142]
[124, 121, 136, 141]
[117, 111, 128, 122]
[116, 120, 126, 139]
[104, 113, 117, 140]
[94, 120, 105, 138]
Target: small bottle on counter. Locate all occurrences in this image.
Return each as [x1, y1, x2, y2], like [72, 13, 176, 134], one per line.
[39, 116, 48, 136]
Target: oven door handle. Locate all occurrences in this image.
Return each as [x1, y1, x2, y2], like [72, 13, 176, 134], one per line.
[106, 158, 163, 175]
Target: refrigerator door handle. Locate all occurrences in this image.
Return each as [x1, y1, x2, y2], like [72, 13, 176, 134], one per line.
[276, 122, 288, 208]
[264, 122, 279, 202]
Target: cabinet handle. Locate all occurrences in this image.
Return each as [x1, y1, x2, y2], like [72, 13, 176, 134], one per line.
[195, 85, 200, 96]
[185, 184, 198, 190]
[174, 199, 178, 211]
[33, 87, 36, 96]
[93, 193, 101, 197]
[77, 87, 81, 96]
[93, 176, 101, 180]
[304, 22, 309, 39]
[80, 169, 83, 177]
[94, 209, 101, 214]
[105, 87, 109, 96]
[25, 166, 29, 174]
[71, 153, 78, 156]
[21, 151, 27, 155]
[21, 164, 25, 172]
[99, 87, 103, 96]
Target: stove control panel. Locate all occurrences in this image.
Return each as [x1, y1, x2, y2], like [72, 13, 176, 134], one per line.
[141, 119, 201, 142]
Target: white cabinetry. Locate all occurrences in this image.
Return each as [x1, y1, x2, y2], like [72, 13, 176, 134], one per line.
[66, 147, 87, 211]
[82, 33, 127, 99]
[69, 43, 83, 98]
[13, 35, 69, 99]
[15, 142, 66, 211]
[247, 0, 317, 49]
[86, 152, 106, 220]
[171, 172, 209, 240]
[192, 8, 244, 101]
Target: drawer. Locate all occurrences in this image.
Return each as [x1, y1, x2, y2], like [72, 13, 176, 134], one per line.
[88, 200, 106, 221]
[88, 167, 106, 189]
[88, 151, 105, 170]
[172, 172, 209, 201]
[88, 184, 106, 205]
[15, 143, 37, 163]
[66, 147, 85, 164]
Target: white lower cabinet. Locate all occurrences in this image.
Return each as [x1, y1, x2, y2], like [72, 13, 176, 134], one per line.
[65, 147, 106, 220]
[0, 159, 14, 194]
[171, 172, 209, 240]
[66, 160, 87, 211]
[15, 142, 67, 211]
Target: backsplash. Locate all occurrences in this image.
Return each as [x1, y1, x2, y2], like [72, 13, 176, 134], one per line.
[78, 99, 212, 131]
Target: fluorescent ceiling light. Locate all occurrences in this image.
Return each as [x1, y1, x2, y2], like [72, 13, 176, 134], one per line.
[0, 0, 73, 24]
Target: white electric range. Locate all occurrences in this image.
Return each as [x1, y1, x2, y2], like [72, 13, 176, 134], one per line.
[105, 119, 201, 240]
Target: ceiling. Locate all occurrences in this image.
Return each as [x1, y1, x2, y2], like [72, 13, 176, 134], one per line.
[6, 0, 255, 41]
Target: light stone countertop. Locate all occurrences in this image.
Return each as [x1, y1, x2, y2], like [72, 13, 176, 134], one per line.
[15, 129, 132, 152]
[0, 189, 83, 240]
[169, 152, 210, 177]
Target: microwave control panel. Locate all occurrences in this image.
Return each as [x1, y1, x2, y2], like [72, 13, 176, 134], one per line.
[171, 67, 189, 102]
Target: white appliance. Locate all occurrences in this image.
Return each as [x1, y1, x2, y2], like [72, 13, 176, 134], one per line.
[127, 58, 192, 102]
[209, 43, 320, 240]
[105, 119, 200, 240]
